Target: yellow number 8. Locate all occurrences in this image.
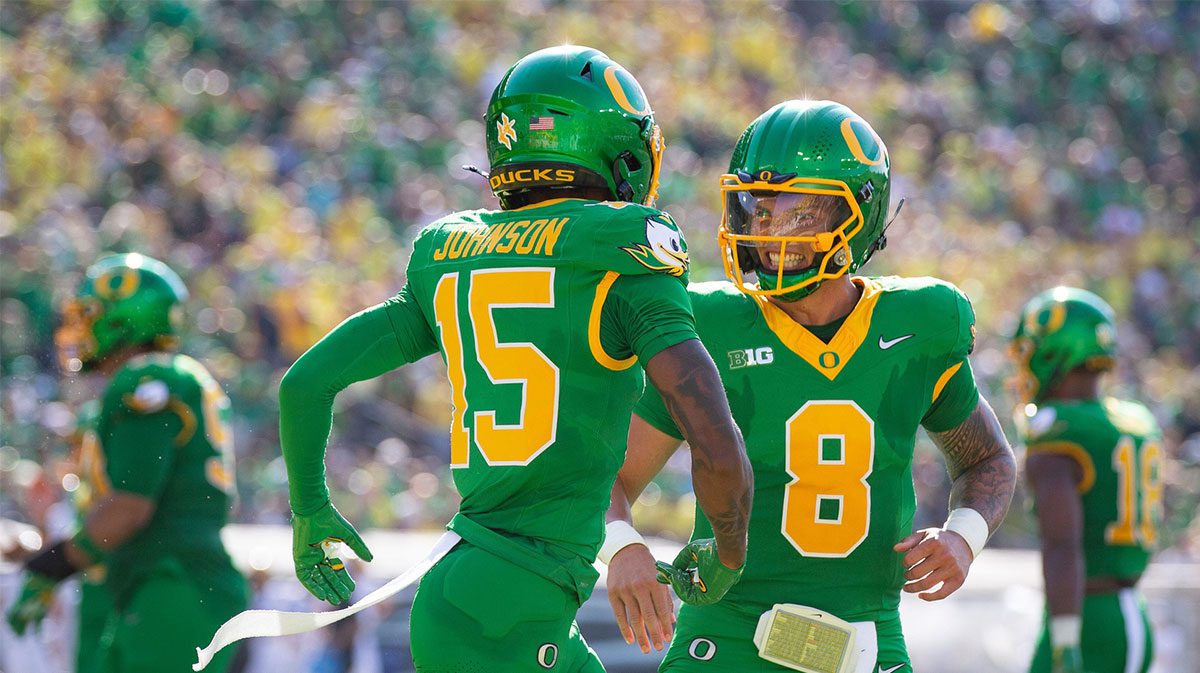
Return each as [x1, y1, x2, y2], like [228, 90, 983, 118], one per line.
[783, 401, 874, 558]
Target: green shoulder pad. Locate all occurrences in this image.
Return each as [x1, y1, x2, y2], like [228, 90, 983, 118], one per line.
[104, 353, 205, 415]
[1103, 398, 1161, 439]
[591, 203, 690, 279]
[873, 276, 976, 358]
[1020, 402, 1074, 445]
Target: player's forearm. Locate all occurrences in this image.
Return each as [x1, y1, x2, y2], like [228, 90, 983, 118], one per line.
[646, 341, 753, 567]
[280, 305, 414, 514]
[82, 491, 156, 553]
[932, 398, 1017, 533]
[607, 478, 634, 524]
[1041, 542, 1085, 616]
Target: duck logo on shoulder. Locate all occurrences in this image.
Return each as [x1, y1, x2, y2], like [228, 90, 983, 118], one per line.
[620, 216, 689, 277]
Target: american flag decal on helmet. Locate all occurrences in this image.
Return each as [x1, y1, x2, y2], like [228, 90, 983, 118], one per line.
[529, 116, 555, 130]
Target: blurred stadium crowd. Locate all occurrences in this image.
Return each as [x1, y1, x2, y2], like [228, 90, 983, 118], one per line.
[1, 0, 1198, 570]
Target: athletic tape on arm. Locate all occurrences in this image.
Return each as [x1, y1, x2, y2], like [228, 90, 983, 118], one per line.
[193, 531, 460, 671]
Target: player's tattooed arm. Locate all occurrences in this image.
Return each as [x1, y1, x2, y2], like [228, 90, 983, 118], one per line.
[645, 339, 753, 568]
[928, 396, 1017, 533]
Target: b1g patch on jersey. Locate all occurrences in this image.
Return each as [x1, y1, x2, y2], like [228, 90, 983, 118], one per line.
[620, 215, 688, 277]
[729, 346, 774, 369]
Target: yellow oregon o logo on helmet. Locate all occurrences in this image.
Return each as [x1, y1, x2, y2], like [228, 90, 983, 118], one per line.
[839, 118, 885, 166]
[94, 269, 140, 300]
[603, 66, 651, 116]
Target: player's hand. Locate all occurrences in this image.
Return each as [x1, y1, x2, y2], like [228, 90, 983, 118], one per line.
[291, 500, 374, 605]
[655, 538, 742, 607]
[894, 527, 973, 601]
[1051, 644, 1084, 673]
[5, 571, 59, 635]
[607, 543, 675, 653]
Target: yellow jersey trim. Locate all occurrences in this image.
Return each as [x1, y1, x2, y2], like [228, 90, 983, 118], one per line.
[1027, 440, 1096, 494]
[752, 277, 883, 381]
[589, 271, 638, 371]
[508, 198, 576, 212]
[168, 397, 198, 447]
[931, 361, 964, 404]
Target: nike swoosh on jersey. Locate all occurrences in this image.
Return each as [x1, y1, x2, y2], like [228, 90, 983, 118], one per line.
[878, 664, 906, 673]
[878, 334, 915, 350]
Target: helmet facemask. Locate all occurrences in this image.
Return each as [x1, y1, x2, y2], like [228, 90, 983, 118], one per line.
[55, 298, 102, 373]
[719, 173, 865, 301]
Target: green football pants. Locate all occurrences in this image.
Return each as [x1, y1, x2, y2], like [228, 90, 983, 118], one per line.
[78, 577, 114, 673]
[661, 602, 910, 673]
[98, 568, 247, 673]
[1030, 589, 1153, 673]
[409, 541, 604, 673]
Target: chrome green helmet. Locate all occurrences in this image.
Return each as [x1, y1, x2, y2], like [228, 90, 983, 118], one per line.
[719, 100, 891, 301]
[56, 253, 188, 372]
[1008, 287, 1117, 405]
[485, 45, 664, 209]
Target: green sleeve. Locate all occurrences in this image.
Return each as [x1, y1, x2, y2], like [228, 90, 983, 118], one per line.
[103, 410, 183, 498]
[633, 382, 684, 441]
[598, 273, 697, 363]
[280, 287, 438, 514]
[921, 357, 980, 432]
[921, 284, 980, 433]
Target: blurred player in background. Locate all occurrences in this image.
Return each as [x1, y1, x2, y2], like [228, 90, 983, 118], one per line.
[279, 45, 752, 672]
[1012, 288, 1164, 673]
[5, 253, 248, 673]
[604, 100, 1017, 673]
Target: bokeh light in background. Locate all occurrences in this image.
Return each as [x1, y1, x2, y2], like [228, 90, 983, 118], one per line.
[1, 0, 1198, 554]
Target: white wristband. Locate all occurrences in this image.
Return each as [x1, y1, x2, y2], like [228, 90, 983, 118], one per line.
[943, 507, 989, 558]
[1050, 615, 1082, 648]
[598, 520, 646, 565]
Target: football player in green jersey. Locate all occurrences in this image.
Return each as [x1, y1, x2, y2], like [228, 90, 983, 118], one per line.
[279, 45, 752, 673]
[1012, 288, 1163, 673]
[603, 100, 1018, 673]
[5, 253, 248, 673]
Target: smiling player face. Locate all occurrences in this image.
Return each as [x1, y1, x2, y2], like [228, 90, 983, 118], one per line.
[730, 191, 852, 273]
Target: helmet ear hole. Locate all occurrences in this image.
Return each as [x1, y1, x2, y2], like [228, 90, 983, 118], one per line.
[611, 151, 640, 202]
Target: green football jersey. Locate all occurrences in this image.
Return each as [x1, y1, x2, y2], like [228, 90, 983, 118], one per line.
[91, 352, 245, 608]
[1022, 397, 1164, 578]
[637, 276, 980, 622]
[397, 197, 695, 562]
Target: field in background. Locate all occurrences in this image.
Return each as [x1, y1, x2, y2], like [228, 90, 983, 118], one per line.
[3, 527, 1197, 673]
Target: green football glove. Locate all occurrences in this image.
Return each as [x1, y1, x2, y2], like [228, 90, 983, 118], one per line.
[6, 571, 60, 635]
[291, 500, 374, 605]
[654, 538, 743, 606]
[1051, 645, 1084, 673]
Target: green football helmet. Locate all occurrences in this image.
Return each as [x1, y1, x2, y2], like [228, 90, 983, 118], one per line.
[56, 253, 189, 372]
[1008, 286, 1117, 405]
[718, 100, 891, 301]
[485, 45, 664, 209]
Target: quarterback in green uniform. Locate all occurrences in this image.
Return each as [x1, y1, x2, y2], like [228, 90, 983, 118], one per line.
[1013, 288, 1162, 673]
[279, 46, 752, 673]
[603, 100, 1018, 673]
[6, 253, 248, 673]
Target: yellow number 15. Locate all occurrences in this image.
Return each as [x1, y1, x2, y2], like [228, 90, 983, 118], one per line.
[433, 268, 560, 469]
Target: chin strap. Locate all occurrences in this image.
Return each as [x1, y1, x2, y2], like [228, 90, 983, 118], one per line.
[863, 197, 904, 264]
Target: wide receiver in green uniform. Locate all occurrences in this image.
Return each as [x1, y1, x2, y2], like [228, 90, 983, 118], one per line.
[603, 100, 1018, 673]
[1012, 288, 1163, 673]
[6, 253, 248, 673]
[279, 46, 752, 673]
